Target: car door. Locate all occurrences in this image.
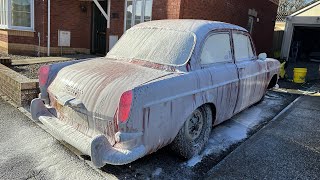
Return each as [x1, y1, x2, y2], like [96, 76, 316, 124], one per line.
[232, 31, 268, 114]
[199, 31, 239, 124]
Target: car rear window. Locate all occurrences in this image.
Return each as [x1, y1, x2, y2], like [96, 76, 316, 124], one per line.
[106, 28, 196, 66]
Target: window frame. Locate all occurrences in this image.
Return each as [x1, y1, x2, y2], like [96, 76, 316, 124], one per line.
[247, 16, 254, 34]
[0, 0, 34, 31]
[199, 30, 234, 66]
[124, 0, 153, 31]
[0, 0, 9, 29]
[231, 30, 257, 62]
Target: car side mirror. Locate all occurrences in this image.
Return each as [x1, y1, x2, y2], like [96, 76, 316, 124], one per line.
[258, 53, 267, 60]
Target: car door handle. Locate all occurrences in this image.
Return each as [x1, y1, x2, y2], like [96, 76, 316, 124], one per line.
[239, 67, 245, 70]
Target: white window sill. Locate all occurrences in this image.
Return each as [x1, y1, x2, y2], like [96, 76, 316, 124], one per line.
[0, 26, 35, 32]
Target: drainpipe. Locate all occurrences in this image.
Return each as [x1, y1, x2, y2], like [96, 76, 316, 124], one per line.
[47, 0, 51, 56]
[38, 32, 41, 57]
[107, 0, 111, 29]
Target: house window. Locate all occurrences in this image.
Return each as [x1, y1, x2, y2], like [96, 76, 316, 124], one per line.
[0, 0, 34, 30]
[247, 16, 254, 34]
[0, 0, 8, 27]
[125, 0, 153, 31]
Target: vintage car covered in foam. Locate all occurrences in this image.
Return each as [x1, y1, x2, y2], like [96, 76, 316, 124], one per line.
[31, 20, 280, 167]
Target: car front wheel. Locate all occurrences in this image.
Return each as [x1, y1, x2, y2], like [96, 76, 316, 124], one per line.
[171, 105, 212, 159]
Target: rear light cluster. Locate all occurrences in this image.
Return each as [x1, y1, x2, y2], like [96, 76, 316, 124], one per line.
[118, 90, 133, 123]
[39, 65, 50, 86]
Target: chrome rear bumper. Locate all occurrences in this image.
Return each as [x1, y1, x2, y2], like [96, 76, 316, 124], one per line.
[30, 98, 146, 167]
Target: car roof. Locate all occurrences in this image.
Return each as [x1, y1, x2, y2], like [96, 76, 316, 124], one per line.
[129, 20, 249, 69]
[132, 19, 248, 35]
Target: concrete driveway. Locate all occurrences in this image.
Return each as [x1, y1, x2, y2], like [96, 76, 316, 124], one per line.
[0, 98, 107, 180]
[0, 90, 301, 179]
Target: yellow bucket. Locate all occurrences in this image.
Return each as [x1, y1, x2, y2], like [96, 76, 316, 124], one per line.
[293, 68, 307, 83]
[280, 62, 286, 79]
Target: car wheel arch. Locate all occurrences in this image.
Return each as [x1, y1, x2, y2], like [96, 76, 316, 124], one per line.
[267, 74, 278, 89]
[183, 102, 217, 128]
[203, 102, 217, 126]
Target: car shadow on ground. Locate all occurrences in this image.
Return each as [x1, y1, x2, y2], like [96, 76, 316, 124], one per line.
[97, 91, 299, 180]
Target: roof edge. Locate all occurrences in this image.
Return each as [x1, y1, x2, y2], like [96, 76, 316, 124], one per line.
[290, 1, 320, 17]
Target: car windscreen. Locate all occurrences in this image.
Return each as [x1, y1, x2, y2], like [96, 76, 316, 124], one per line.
[106, 28, 196, 66]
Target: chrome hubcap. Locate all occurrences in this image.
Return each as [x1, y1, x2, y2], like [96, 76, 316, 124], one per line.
[186, 109, 204, 140]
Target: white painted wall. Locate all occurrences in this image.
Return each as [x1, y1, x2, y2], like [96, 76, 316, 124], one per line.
[281, 16, 320, 60]
[280, 2, 320, 60]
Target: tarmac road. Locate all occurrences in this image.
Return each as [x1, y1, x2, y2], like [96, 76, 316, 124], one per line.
[206, 95, 320, 179]
[0, 90, 298, 179]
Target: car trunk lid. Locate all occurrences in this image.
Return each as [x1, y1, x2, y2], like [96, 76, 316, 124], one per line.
[47, 58, 175, 145]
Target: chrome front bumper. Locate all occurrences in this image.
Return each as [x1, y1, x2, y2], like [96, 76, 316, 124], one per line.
[30, 98, 146, 168]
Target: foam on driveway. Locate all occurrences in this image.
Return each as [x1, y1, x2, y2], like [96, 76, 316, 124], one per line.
[0, 90, 298, 179]
[0, 98, 108, 180]
[205, 95, 320, 179]
[186, 91, 296, 167]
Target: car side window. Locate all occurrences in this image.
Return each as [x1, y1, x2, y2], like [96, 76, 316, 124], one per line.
[200, 33, 233, 65]
[233, 33, 255, 62]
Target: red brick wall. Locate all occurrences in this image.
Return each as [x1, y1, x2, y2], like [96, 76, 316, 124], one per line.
[107, 0, 125, 50]
[249, 0, 278, 55]
[2, 0, 93, 56]
[113, 0, 277, 55]
[180, 0, 278, 55]
[0, 34, 8, 43]
[5, 0, 44, 55]
[1, 0, 278, 56]
[109, 0, 125, 36]
[152, 0, 182, 19]
[35, 0, 47, 48]
[0, 32, 8, 53]
[50, 0, 92, 49]
[8, 35, 35, 44]
[108, 0, 182, 41]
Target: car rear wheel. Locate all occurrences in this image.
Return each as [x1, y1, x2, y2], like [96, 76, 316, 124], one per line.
[171, 105, 212, 159]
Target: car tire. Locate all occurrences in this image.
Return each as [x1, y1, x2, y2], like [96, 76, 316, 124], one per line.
[170, 105, 212, 159]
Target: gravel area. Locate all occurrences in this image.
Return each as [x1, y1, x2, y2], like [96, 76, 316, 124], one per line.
[4, 54, 97, 79]
[1, 52, 39, 79]
[0, 52, 36, 60]
[9, 61, 66, 79]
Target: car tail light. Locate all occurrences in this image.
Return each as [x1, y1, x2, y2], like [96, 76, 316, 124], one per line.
[39, 65, 50, 86]
[118, 90, 133, 123]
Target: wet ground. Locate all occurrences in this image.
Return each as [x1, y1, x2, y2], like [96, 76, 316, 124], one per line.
[0, 90, 299, 179]
[0, 97, 105, 180]
[85, 90, 298, 179]
[206, 95, 320, 179]
[99, 91, 298, 179]
[286, 61, 319, 81]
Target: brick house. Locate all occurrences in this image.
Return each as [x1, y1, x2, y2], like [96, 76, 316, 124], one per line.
[0, 0, 279, 56]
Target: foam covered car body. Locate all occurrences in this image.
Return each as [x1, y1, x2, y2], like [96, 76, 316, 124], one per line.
[31, 20, 280, 167]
